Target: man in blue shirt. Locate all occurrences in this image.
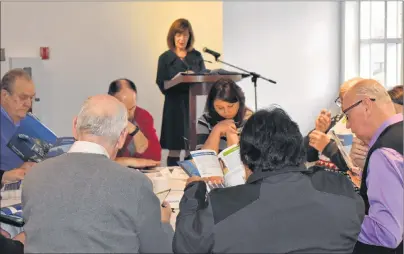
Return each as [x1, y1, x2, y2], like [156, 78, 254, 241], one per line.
[1, 68, 36, 184]
[1, 69, 36, 239]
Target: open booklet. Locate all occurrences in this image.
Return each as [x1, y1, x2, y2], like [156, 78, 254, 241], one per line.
[7, 112, 75, 163]
[330, 130, 356, 170]
[178, 144, 246, 191]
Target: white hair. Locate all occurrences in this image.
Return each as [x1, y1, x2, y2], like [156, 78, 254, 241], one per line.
[75, 97, 128, 144]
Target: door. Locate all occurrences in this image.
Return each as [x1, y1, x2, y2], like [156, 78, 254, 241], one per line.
[9, 57, 45, 121]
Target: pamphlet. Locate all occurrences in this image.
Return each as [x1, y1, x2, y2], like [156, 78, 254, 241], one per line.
[7, 112, 75, 162]
[330, 130, 355, 170]
[178, 145, 246, 191]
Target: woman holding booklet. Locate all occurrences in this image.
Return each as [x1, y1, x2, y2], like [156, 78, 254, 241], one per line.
[196, 78, 252, 153]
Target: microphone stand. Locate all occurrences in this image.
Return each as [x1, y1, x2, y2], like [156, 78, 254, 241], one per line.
[213, 55, 276, 111]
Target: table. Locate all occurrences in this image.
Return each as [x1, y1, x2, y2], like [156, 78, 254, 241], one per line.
[142, 167, 188, 229]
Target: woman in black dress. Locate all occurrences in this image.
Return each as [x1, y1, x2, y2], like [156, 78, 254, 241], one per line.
[156, 18, 206, 166]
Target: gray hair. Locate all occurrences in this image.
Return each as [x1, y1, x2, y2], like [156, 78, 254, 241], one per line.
[75, 96, 128, 145]
[1, 68, 32, 93]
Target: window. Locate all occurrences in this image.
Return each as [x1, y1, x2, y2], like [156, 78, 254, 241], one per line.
[344, 0, 403, 89]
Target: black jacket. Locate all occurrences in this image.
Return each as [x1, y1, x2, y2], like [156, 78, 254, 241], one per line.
[173, 166, 365, 253]
[0, 234, 24, 254]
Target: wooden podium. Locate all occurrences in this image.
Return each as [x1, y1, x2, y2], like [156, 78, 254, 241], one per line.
[164, 73, 242, 151]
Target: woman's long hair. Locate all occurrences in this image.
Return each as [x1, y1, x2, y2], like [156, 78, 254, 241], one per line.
[204, 78, 246, 127]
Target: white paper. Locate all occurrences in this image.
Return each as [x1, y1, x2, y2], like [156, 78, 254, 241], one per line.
[330, 130, 355, 170]
[218, 145, 246, 187]
[190, 150, 223, 178]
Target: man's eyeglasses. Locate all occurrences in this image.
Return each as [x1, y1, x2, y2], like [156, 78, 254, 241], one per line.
[342, 98, 376, 119]
[334, 97, 342, 107]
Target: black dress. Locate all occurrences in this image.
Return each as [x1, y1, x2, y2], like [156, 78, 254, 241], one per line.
[156, 49, 206, 150]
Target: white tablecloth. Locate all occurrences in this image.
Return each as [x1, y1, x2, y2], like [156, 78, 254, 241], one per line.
[143, 167, 187, 229]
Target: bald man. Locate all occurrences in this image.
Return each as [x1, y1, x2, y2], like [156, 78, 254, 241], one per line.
[342, 79, 403, 254]
[22, 95, 174, 253]
[305, 77, 363, 173]
[108, 79, 161, 168]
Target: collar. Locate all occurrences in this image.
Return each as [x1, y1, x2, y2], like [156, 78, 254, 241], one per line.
[246, 165, 308, 184]
[1, 106, 21, 127]
[369, 114, 403, 147]
[67, 141, 110, 158]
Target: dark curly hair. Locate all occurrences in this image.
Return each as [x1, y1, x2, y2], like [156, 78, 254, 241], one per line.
[240, 106, 306, 172]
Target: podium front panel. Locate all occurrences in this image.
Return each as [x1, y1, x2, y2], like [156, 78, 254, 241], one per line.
[189, 82, 213, 151]
[163, 74, 242, 151]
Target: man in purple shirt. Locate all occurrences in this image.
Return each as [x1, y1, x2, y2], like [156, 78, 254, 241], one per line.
[342, 79, 403, 254]
[0, 69, 36, 185]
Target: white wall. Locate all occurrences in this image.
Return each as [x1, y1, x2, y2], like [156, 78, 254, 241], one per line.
[223, 1, 341, 134]
[2, 1, 342, 141]
[1, 1, 223, 137]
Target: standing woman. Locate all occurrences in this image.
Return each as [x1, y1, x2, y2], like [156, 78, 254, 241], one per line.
[156, 18, 206, 166]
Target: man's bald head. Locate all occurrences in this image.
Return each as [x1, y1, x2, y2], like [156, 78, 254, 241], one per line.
[75, 94, 128, 145]
[108, 79, 138, 121]
[341, 79, 396, 142]
[339, 77, 364, 99]
[343, 79, 392, 103]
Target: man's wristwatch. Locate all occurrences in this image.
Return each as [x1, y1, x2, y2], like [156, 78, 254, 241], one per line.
[129, 126, 140, 137]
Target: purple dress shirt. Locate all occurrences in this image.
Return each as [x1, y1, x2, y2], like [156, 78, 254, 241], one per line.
[358, 114, 403, 248]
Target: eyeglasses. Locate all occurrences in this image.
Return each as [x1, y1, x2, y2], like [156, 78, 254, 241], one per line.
[342, 98, 376, 120]
[335, 97, 342, 107]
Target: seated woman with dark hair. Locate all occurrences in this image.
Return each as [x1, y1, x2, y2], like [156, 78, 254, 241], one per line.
[174, 106, 364, 253]
[196, 78, 252, 153]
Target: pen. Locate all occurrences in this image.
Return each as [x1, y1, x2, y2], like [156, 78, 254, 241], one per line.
[161, 204, 176, 213]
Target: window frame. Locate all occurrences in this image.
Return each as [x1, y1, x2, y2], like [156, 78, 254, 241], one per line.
[341, 0, 403, 87]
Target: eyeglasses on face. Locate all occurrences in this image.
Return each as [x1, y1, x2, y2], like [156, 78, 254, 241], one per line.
[335, 97, 342, 107]
[342, 98, 376, 120]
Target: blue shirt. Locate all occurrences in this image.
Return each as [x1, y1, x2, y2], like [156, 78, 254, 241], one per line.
[0, 106, 24, 171]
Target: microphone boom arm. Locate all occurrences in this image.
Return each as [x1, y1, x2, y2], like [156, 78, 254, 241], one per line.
[210, 52, 277, 111]
[215, 59, 276, 84]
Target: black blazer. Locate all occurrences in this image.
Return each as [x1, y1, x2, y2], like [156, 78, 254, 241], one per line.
[156, 49, 206, 95]
[0, 234, 24, 254]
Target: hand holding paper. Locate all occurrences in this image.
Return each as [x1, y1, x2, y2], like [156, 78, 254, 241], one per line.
[180, 145, 245, 192]
[160, 201, 172, 223]
[309, 130, 331, 152]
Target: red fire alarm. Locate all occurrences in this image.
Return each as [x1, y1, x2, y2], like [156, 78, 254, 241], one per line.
[40, 47, 50, 60]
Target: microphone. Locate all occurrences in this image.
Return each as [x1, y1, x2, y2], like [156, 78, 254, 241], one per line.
[203, 47, 221, 60]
